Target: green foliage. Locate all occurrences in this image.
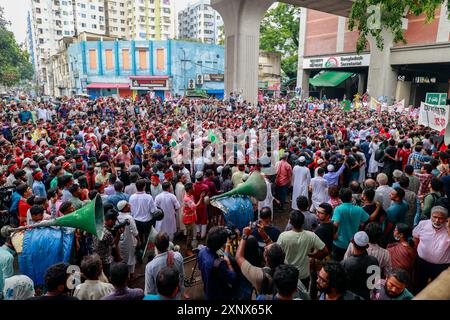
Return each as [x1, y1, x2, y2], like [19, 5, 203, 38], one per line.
[0, 6, 34, 87]
[259, 3, 300, 79]
[349, 0, 449, 53]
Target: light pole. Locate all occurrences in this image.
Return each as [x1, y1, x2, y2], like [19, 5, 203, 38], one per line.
[179, 47, 190, 96]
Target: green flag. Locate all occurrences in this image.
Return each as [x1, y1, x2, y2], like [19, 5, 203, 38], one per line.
[342, 100, 351, 111]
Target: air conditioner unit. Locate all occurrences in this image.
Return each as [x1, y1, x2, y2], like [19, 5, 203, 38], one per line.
[188, 79, 195, 89]
[196, 74, 203, 85]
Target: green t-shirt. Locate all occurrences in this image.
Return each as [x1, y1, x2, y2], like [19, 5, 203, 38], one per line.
[332, 203, 369, 249]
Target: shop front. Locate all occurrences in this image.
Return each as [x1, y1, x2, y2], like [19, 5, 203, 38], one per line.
[303, 54, 370, 99]
[129, 76, 171, 100]
[86, 83, 131, 98]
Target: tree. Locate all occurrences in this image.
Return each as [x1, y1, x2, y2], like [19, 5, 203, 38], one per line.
[259, 3, 300, 80]
[349, 0, 450, 53]
[0, 6, 33, 88]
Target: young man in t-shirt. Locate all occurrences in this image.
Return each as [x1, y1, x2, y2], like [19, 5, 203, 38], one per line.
[182, 182, 204, 255]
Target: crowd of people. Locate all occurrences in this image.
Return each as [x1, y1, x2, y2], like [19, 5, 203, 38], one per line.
[0, 93, 449, 300]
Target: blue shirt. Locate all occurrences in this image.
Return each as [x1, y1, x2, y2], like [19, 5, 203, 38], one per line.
[134, 144, 143, 164]
[106, 192, 130, 209]
[32, 181, 47, 198]
[197, 247, 238, 300]
[324, 163, 346, 187]
[10, 192, 21, 214]
[332, 203, 369, 249]
[143, 294, 175, 300]
[385, 201, 408, 230]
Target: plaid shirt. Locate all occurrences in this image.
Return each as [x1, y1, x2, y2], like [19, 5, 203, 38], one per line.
[408, 152, 425, 170]
[414, 172, 433, 197]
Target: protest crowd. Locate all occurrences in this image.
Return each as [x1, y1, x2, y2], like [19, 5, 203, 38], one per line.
[0, 93, 449, 301]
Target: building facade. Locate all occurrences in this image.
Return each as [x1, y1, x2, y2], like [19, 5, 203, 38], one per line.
[178, 0, 223, 44]
[258, 51, 282, 96]
[28, 0, 177, 94]
[127, 0, 176, 41]
[297, 4, 450, 106]
[59, 39, 225, 98]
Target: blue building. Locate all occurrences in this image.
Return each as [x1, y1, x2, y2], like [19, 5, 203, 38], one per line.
[67, 39, 225, 99]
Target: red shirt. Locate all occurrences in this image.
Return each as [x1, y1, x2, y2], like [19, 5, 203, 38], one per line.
[18, 199, 31, 227]
[183, 194, 197, 225]
[193, 181, 209, 225]
[398, 149, 411, 170]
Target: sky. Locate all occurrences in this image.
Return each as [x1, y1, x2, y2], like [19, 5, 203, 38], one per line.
[0, 0, 191, 43]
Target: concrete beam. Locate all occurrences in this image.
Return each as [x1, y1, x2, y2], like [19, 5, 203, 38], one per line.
[212, 0, 275, 104]
[390, 43, 450, 65]
[282, 0, 353, 17]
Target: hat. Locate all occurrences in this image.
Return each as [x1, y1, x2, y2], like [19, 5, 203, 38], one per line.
[299, 156, 306, 163]
[318, 159, 324, 165]
[195, 171, 204, 179]
[216, 166, 223, 174]
[22, 158, 32, 167]
[393, 170, 403, 179]
[46, 163, 53, 171]
[327, 164, 334, 172]
[353, 231, 369, 247]
[117, 200, 128, 211]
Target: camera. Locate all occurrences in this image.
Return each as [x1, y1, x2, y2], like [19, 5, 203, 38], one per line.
[108, 219, 130, 237]
[225, 224, 239, 241]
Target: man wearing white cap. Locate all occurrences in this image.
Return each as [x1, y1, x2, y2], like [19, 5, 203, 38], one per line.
[323, 158, 348, 188]
[341, 231, 379, 300]
[291, 156, 311, 210]
[116, 200, 139, 278]
[309, 168, 329, 212]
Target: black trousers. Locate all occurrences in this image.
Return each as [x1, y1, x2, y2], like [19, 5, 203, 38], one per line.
[135, 219, 155, 252]
[417, 257, 450, 292]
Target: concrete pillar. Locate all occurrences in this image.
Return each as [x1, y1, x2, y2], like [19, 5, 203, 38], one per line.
[358, 73, 366, 95]
[367, 29, 398, 105]
[395, 80, 411, 107]
[212, 0, 275, 104]
[296, 8, 308, 97]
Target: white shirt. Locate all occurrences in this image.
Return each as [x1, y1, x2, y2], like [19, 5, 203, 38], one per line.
[155, 191, 181, 237]
[129, 192, 157, 223]
[310, 175, 329, 211]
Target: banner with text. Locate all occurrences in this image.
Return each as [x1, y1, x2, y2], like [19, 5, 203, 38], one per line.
[418, 102, 449, 131]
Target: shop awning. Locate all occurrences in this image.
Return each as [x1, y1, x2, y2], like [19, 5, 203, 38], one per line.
[309, 71, 354, 87]
[86, 83, 130, 89]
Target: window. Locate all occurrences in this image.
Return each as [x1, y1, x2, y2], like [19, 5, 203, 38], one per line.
[138, 49, 147, 69]
[81, 23, 86, 27]
[120, 3, 124, 7]
[64, 21, 69, 25]
[90, 5, 95, 10]
[37, 18, 42, 24]
[121, 20, 125, 24]
[89, 49, 97, 70]
[64, 31, 70, 35]
[99, 6, 104, 12]
[105, 49, 113, 70]
[92, 24, 97, 29]
[38, 28, 43, 34]
[56, 30, 62, 35]
[81, 13, 86, 18]
[156, 48, 164, 70]
[122, 49, 130, 70]
[39, 38, 44, 44]
[36, 8, 41, 13]
[120, 11, 125, 16]
[91, 15, 96, 19]
[100, 16, 104, 21]
[81, 3, 85, 8]
[121, 27, 126, 32]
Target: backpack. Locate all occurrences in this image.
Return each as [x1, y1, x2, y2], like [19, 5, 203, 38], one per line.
[210, 257, 238, 298]
[375, 144, 386, 162]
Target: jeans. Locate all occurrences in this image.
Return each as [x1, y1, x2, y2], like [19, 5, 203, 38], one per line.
[332, 244, 347, 262]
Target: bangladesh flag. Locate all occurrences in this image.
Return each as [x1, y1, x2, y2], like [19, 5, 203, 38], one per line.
[342, 100, 351, 111]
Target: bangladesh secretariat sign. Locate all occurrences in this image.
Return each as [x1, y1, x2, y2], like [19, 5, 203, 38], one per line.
[425, 93, 447, 106]
[303, 54, 371, 69]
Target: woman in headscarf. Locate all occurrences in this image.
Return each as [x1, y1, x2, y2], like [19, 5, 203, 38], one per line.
[2, 275, 35, 300]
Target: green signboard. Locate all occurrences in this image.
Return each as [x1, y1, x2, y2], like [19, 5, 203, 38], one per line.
[425, 93, 447, 106]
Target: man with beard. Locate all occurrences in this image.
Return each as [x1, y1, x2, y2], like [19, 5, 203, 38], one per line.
[370, 268, 414, 300]
[413, 206, 450, 291]
[316, 261, 362, 300]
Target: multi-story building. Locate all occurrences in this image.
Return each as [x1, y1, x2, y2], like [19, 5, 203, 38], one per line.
[178, 0, 223, 44]
[297, 4, 450, 106]
[28, 0, 177, 94]
[104, 0, 128, 39]
[258, 51, 282, 96]
[127, 0, 176, 41]
[47, 39, 225, 98]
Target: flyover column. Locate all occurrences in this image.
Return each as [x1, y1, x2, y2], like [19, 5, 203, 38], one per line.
[212, 0, 274, 105]
[367, 29, 398, 104]
[296, 8, 309, 98]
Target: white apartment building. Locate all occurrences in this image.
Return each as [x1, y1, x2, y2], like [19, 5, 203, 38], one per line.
[127, 0, 175, 40]
[105, 0, 128, 39]
[73, 0, 107, 35]
[178, 0, 223, 44]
